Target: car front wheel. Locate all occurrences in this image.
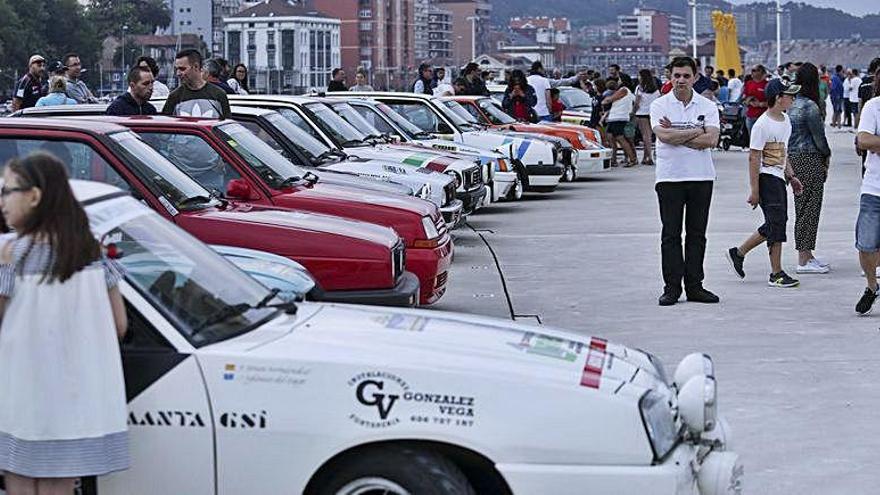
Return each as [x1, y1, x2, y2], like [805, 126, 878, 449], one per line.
[314, 446, 475, 495]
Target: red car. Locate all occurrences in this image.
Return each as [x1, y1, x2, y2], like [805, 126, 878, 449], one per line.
[64, 116, 452, 305]
[0, 118, 419, 306]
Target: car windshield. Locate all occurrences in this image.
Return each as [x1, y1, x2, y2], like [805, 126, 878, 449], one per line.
[375, 103, 425, 139]
[108, 131, 218, 210]
[477, 99, 517, 124]
[441, 100, 480, 126]
[559, 88, 593, 109]
[303, 102, 368, 146]
[330, 102, 384, 138]
[87, 195, 281, 347]
[263, 112, 331, 159]
[214, 123, 308, 189]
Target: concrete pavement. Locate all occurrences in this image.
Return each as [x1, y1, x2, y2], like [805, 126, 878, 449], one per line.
[436, 127, 876, 494]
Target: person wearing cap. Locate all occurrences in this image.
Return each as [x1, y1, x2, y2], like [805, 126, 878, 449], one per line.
[64, 53, 98, 104]
[12, 55, 48, 111]
[726, 79, 803, 289]
[35, 76, 77, 107]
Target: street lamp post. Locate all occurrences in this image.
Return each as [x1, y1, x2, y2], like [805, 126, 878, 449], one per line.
[688, 0, 697, 59]
[775, 0, 782, 70]
[121, 25, 129, 73]
[466, 16, 478, 62]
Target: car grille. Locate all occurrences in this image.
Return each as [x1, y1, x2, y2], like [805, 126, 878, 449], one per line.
[435, 271, 448, 289]
[434, 215, 448, 238]
[392, 240, 405, 282]
[462, 166, 483, 190]
[443, 182, 456, 205]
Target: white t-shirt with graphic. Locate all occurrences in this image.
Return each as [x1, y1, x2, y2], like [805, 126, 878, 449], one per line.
[749, 112, 791, 180]
[859, 97, 880, 197]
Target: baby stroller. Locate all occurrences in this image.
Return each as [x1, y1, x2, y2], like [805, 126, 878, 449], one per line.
[719, 102, 748, 151]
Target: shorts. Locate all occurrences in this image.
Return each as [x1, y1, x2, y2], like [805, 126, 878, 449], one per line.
[757, 173, 787, 245]
[831, 97, 843, 113]
[607, 121, 627, 137]
[856, 193, 880, 252]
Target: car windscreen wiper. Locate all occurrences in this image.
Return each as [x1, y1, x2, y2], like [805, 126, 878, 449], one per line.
[190, 288, 289, 336]
[414, 131, 435, 140]
[340, 139, 366, 147]
[177, 195, 214, 209]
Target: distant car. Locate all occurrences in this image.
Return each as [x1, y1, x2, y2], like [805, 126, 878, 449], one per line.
[66, 180, 743, 495]
[210, 245, 318, 301]
[449, 95, 611, 179]
[344, 91, 565, 193]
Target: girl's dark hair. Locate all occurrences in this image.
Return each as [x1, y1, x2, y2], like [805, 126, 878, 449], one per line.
[638, 69, 657, 93]
[507, 69, 526, 89]
[796, 62, 821, 109]
[7, 152, 100, 283]
[233, 63, 249, 93]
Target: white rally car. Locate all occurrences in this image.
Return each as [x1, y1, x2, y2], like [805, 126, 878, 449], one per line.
[345, 92, 566, 193]
[65, 182, 742, 495]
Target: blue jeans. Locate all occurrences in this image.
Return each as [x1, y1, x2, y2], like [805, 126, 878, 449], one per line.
[856, 193, 880, 252]
[538, 115, 553, 122]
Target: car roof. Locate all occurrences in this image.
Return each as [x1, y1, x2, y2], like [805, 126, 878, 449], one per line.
[71, 179, 128, 204]
[341, 91, 437, 101]
[13, 103, 111, 118]
[228, 105, 275, 117]
[227, 94, 313, 105]
[0, 116, 127, 135]
[61, 115, 228, 129]
[444, 96, 484, 102]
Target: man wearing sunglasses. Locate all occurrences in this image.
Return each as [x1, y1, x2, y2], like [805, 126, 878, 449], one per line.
[650, 56, 721, 306]
[11, 55, 48, 112]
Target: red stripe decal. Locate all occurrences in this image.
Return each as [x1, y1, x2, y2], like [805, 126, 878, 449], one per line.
[580, 337, 607, 388]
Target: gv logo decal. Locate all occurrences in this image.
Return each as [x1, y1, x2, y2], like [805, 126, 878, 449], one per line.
[356, 380, 399, 419]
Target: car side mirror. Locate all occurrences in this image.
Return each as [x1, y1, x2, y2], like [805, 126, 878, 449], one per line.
[437, 122, 454, 134]
[226, 178, 254, 200]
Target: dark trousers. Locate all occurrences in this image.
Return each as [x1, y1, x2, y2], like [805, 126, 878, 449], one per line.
[656, 181, 714, 293]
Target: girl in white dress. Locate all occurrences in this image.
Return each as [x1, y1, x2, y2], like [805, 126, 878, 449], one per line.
[0, 153, 129, 495]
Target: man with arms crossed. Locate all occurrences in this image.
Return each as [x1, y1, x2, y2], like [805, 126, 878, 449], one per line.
[650, 56, 721, 306]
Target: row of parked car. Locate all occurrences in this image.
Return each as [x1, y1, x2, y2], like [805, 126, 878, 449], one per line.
[0, 91, 740, 495]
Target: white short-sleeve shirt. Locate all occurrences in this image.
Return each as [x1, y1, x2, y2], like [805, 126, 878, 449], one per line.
[527, 74, 551, 116]
[859, 97, 880, 197]
[650, 90, 720, 183]
[749, 112, 791, 180]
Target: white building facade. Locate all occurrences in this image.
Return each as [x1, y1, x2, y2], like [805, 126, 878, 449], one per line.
[224, 0, 340, 93]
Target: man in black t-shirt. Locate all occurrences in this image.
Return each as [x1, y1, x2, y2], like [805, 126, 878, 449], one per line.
[161, 49, 230, 119]
[12, 55, 47, 112]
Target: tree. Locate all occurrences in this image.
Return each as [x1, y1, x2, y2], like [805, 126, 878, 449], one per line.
[85, 0, 171, 39]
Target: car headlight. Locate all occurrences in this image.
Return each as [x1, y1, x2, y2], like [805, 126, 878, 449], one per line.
[421, 216, 439, 240]
[639, 390, 679, 461]
[677, 375, 717, 434]
[673, 353, 715, 391]
[445, 170, 461, 189]
[417, 183, 432, 199]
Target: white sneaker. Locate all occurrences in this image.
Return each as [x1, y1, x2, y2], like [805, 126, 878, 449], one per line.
[797, 259, 830, 274]
[812, 256, 831, 268]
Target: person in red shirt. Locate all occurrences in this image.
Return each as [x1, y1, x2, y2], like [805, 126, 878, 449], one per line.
[742, 64, 770, 133]
[549, 88, 565, 121]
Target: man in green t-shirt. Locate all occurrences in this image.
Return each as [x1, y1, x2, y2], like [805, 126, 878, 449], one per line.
[162, 49, 230, 120]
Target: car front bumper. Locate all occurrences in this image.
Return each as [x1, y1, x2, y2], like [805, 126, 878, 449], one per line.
[457, 185, 488, 215]
[524, 164, 563, 188]
[497, 443, 740, 495]
[407, 238, 453, 305]
[440, 198, 464, 227]
[320, 271, 420, 307]
[577, 148, 611, 173]
[491, 172, 517, 201]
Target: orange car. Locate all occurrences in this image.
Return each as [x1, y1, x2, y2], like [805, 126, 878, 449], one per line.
[448, 96, 611, 177]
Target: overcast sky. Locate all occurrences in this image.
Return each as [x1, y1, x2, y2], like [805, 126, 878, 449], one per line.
[727, 0, 878, 17]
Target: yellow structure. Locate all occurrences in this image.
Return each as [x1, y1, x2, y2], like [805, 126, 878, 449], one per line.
[712, 11, 742, 77]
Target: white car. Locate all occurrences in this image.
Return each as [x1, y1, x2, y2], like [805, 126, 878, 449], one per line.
[62, 181, 743, 495]
[345, 92, 566, 193]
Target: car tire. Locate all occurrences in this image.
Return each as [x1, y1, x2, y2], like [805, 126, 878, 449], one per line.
[315, 445, 475, 495]
[505, 178, 524, 201]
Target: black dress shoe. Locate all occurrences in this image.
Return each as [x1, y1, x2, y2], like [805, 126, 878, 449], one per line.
[686, 286, 720, 303]
[658, 289, 681, 306]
